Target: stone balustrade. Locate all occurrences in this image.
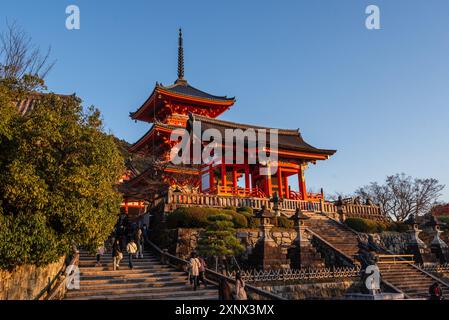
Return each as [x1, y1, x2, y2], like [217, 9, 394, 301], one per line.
[165, 191, 385, 221]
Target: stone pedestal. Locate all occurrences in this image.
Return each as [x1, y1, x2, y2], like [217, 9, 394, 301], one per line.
[406, 218, 437, 264]
[287, 208, 313, 269]
[429, 220, 449, 263]
[249, 206, 290, 270]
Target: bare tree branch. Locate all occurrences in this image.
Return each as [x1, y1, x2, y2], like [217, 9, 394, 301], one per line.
[0, 20, 56, 90]
[355, 173, 445, 221]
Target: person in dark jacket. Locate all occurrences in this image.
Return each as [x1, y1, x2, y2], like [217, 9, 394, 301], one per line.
[429, 282, 443, 300]
[112, 239, 123, 271]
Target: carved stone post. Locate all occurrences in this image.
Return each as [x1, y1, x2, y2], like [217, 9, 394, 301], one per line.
[335, 196, 346, 223]
[249, 205, 290, 270]
[428, 216, 449, 264]
[270, 192, 283, 217]
[405, 216, 437, 264]
[287, 208, 311, 269]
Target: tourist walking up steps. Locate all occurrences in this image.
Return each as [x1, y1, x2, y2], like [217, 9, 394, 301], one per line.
[96, 242, 105, 266]
[135, 226, 144, 259]
[126, 239, 138, 269]
[189, 252, 201, 291]
[234, 271, 247, 300]
[112, 239, 123, 271]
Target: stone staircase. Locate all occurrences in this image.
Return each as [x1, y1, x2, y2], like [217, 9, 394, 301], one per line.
[299, 242, 326, 268]
[65, 251, 218, 300]
[305, 214, 359, 260]
[379, 263, 449, 299]
[303, 212, 449, 299]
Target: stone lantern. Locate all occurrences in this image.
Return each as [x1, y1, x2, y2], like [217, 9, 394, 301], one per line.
[289, 208, 310, 244]
[428, 216, 449, 263]
[255, 205, 275, 242]
[270, 192, 283, 217]
[405, 215, 436, 264]
[336, 196, 346, 223]
[249, 205, 290, 270]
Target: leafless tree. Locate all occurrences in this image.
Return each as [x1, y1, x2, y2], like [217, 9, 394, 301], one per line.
[355, 173, 444, 221]
[0, 21, 55, 89]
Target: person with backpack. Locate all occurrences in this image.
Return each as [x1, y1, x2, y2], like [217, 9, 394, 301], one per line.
[126, 239, 138, 269]
[112, 239, 123, 271]
[189, 252, 201, 291]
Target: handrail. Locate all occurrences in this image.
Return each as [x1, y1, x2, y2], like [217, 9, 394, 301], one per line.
[46, 253, 80, 300]
[34, 253, 79, 300]
[34, 265, 65, 300]
[146, 240, 285, 300]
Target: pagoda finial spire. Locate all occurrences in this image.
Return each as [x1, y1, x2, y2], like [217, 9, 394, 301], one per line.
[177, 28, 185, 81]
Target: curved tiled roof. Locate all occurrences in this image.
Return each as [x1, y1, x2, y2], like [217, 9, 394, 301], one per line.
[157, 80, 235, 103]
[188, 114, 336, 156]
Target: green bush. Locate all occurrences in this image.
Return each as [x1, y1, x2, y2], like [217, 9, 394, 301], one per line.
[345, 217, 388, 233]
[226, 210, 248, 228]
[275, 216, 294, 229]
[387, 222, 409, 233]
[437, 216, 449, 230]
[166, 207, 248, 229]
[237, 206, 254, 215]
[223, 206, 237, 212]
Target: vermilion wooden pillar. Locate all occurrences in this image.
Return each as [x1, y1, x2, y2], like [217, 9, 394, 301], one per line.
[266, 173, 272, 197]
[209, 164, 214, 193]
[283, 175, 289, 199]
[277, 168, 283, 198]
[298, 166, 308, 201]
[125, 200, 129, 215]
[221, 162, 227, 191]
[244, 166, 250, 190]
[232, 167, 238, 191]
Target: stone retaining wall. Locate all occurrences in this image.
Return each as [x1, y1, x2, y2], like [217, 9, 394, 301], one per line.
[165, 228, 298, 259]
[0, 257, 65, 300]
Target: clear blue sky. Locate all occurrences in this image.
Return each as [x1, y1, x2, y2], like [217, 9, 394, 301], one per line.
[3, 0, 449, 201]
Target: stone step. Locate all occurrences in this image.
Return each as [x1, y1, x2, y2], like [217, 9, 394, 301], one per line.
[382, 274, 433, 280]
[65, 288, 218, 300]
[80, 275, 188, 285]
[77, 279, 190, 291]
[79, 257, 159, 262]
[66, 283, 207, 298]
[80, 267, 176, 276]
[80, 272, 188, 281]
[78, 263, 167, 270]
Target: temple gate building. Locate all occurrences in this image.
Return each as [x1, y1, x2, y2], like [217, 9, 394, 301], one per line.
[121, 30, 340, 216]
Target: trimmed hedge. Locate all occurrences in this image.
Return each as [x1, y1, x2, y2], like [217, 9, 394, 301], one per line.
[166, 207, 248, 229]
[437, 216, 449, 230]
[345, 217, 408, 233]
[166, 206, 298, 230]
[345, 217, 388, 233]
[275, 216, 294, 228]
[237, 206, 254, 215]
[387, 222, 409, 233]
